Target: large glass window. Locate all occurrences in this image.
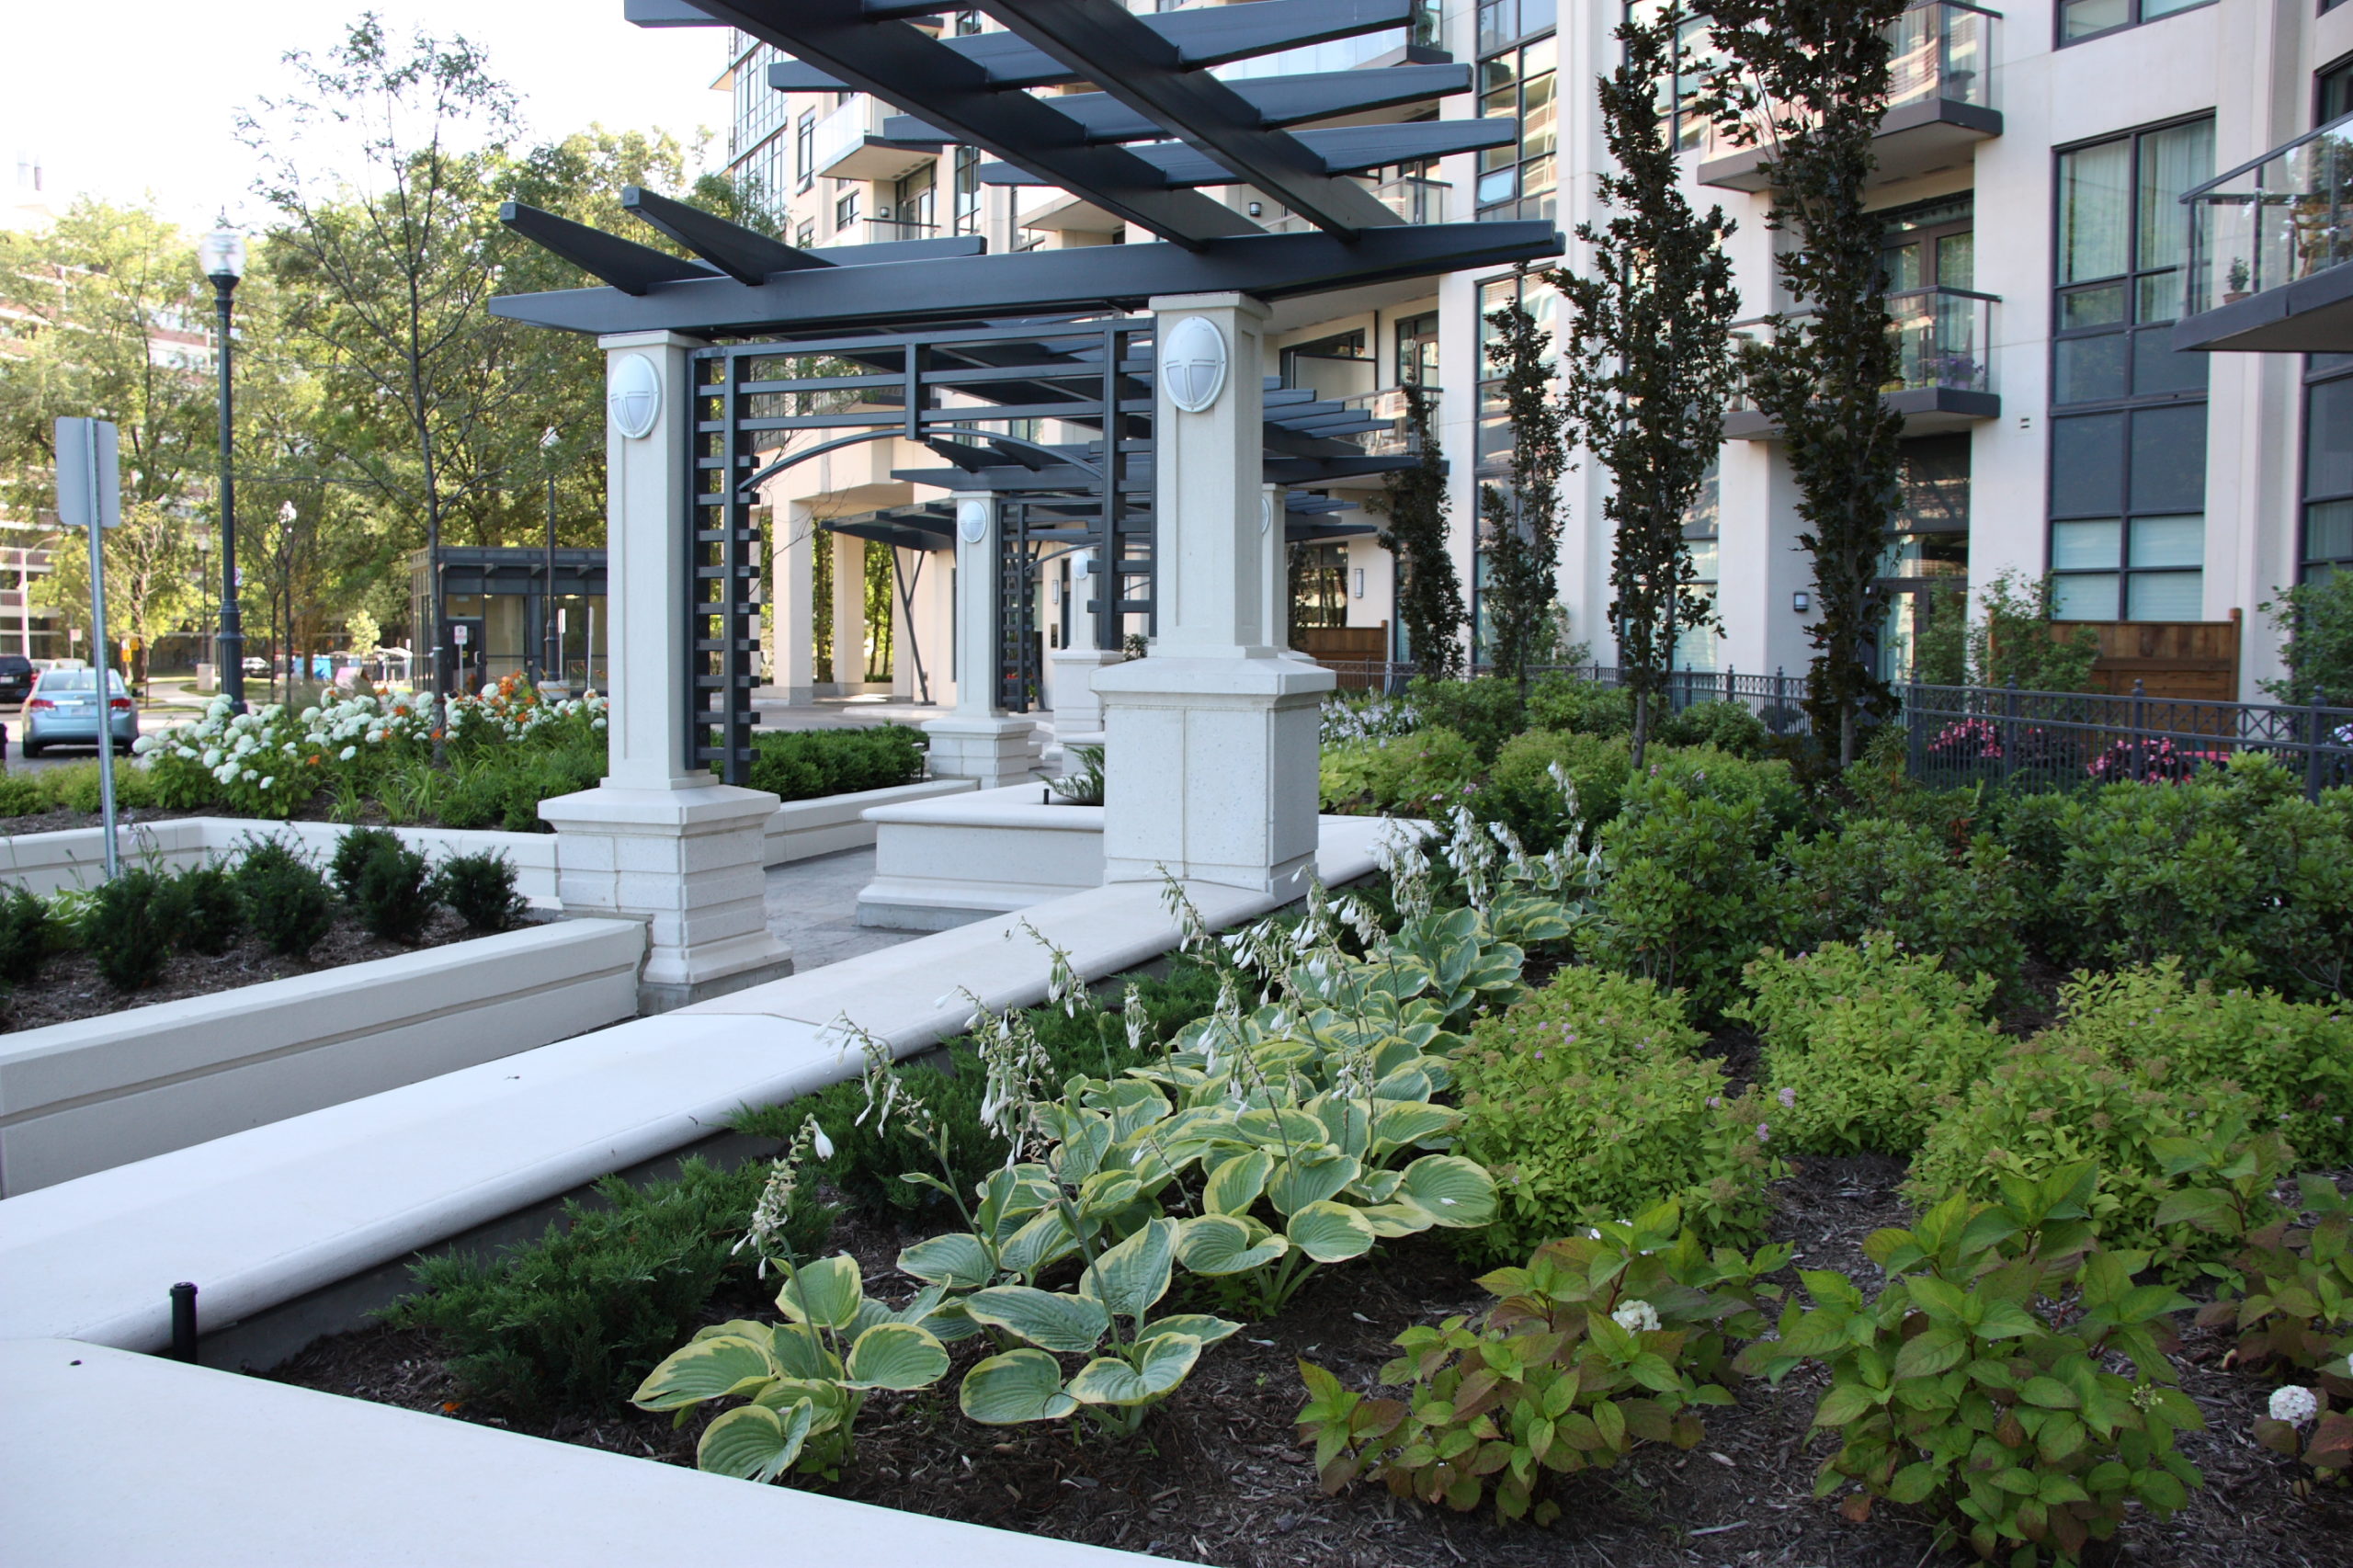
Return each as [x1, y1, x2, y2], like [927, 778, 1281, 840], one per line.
[1474, 272, 1559, 472]
[1879, 436, 1972, 679]
[1674, 460, 1721, 673]
[795, 111, 815, 193]
[1477, 3, 1557, 222]
[2060, 0, 2212, 47]
[1624, 0, 1715, 152]
[2321, 55, 2353, 124]
[952, 146, 982, 234]
[2302, 356, 2353, 581]
[2050, 119, 2213, 620]
[1395, 311, 1440, 386]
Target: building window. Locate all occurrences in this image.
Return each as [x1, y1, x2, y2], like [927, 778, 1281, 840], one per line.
[1474, 272, 1558, 472]
[893, 163, 936, 237]
[1879, 436, 1972, 678]
[952, 146, 982, 234]
[2060, 0, 2213, 46]
[1289, 542, 1349, 640]
[1624, 0, 1714, 153]
[1476, 5, 1557, 222]
[835, 186, 861, 234]
[2302, 355, 2353, 580]
[795, 111, 815, 192]
[1674, 459, 1721, 674]
[2049, 119, 2213, 620]
[2322, 54, 2353, 123]
[1395, 311, 1440, 387]
[796, 218, 815, 249]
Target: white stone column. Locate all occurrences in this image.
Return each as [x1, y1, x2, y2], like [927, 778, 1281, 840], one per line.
[771, 500, 816, 704]
[829, 529, 866, 691]
[920, 492, 1040, 786]
[1094, 294, 1335, 896]
[538, 331, 792, 1013]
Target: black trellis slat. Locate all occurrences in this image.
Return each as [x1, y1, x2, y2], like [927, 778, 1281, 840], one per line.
[686, 355, 767, 782]
[997, 502, 1042, 712]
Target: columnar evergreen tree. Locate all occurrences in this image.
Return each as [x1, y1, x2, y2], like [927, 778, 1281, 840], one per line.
[1702, 0, 1910, 764]
[1478, 290, 1571, 701]
[1553, 9, 1743, 768]
[1371, 382, 1466, 677]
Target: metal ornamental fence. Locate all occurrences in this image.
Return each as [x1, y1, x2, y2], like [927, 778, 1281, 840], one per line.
[1316, 660, 2353, 795]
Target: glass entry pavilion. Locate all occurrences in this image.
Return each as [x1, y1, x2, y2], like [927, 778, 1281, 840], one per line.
[408, 546, 609, 693]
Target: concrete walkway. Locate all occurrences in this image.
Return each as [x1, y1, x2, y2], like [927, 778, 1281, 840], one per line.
[763, 846, 920, 970]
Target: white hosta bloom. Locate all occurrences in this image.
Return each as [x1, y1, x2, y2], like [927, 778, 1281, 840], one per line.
[810, 1123, 834, 1161]
[1611, 1299, 1662, 1334]
[2269, 1385, 2319, 1426]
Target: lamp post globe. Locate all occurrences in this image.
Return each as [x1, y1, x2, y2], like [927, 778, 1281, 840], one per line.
[200, 224, 248, 712]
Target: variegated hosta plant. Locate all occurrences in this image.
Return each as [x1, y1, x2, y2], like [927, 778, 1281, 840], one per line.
[631, 1255, 959, 1483]
[959, 1215, 1244, 1437]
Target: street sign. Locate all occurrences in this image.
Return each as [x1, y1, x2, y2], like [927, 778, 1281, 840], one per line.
[54, 418, 120, 533]
[453, 624, 470, 646]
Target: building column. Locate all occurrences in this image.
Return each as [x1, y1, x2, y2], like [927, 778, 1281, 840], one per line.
[1094, 293, 1334, 896]
[771, 500, 816, 704]
[920, 492, 1040, 786]
[538, 330, 792, 1014]
[829, 529, 866, 691]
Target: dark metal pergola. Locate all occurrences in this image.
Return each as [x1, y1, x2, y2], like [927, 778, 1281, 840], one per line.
[493, 0, 1563, 781]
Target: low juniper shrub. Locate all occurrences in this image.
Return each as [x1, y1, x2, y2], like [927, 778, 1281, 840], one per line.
[158, 863, 244, 957]
[384, 1155, 832, 1419]
[434, 850, 528, 933]
[84, 868, 173, 992]
[234, 837, 335, 959]
[0, 882, 51, 983]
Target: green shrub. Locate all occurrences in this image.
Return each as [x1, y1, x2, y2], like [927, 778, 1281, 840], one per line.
[350, 837, 436, 944]
[1745, 1168, 2204, 1564]
[1453, 966, 1781, 1257]
[1733, 937, 2005, 1155]
[233, 837, 335, 959]
[434, 851, 528, 933]
[1299, 1205, 1785, 1524]
[1404, 676, 1530, 762]
[0, 774, 45, 815]
[144, 750, 223, 810]
[1319, 727, 1481, 816]
[1524, 675, 1633, 738]
[0, 883, 50, 983]
[329, 827, 404, 901]
[431, 766, 508, 832]
[2259, 567, 2353, 705]
[84, 869, 172, 992]
[1656, 699, 1769, 758]
[1905, 1037, 2272, 1271]
[1582, 780, 1787, 1022]
[747, 724, 926, 803]
[384, 1155, 830, 1418]
[157, 864, 244, 957]
[2048, 961, 2353, 1168]
[1777, 817, 2028, 992]
[1485, 730, 1628, 848]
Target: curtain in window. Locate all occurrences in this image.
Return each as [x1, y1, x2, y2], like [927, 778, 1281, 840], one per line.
[2138, 119, 2215, 274]
[2059, 140, 2131, 283]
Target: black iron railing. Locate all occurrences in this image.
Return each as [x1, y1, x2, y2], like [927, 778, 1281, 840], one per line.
[1902, 679, 2353, 799]
[1315, 659, 1817, 735]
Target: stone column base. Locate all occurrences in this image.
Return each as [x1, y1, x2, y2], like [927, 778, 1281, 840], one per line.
[540, 782, 792, 1016]
[1046, 646, 1122, 746]
[920, 713, 1042, 790]
[1092, 653, 1336, 896]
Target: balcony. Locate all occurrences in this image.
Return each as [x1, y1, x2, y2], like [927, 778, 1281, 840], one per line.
[1264, 176, 1450, 233]
[1340, 386, 1438, 459]
[1016, 189, 1125, 237]
[1722, 286, 1999, 439]
[810, 95, 935, 183]
[1697, 2, 2000, 194]
[831, 217, 940, 246]
[2174, 114, 2353, 354]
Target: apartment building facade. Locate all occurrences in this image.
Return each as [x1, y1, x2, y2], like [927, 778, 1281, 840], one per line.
[709, 0, 2345, 707]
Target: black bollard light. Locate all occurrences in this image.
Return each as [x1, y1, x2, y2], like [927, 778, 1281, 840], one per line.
[169, 1280, 199, 1364]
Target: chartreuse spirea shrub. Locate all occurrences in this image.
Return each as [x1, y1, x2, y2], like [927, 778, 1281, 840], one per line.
[1298, 1201, 1789, 1525]
[2042, 960, 2353, 1167]
[1777, 817, 2029, 994]
[1318, 725, 1481, 816]
[1905, 1034, 2274, 1275]
[1742, 1166, 2205, 1566]
[1452, 966, 1781, 1259]
[1733, 936, 2006, 1155]
[389, 1153, 830, 1420]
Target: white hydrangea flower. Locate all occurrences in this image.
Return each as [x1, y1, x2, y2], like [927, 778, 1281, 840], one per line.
[339, 745, 357, 761]
[1610, 1299, 1662, 1334]
[2269, 1385, 2319, 1426]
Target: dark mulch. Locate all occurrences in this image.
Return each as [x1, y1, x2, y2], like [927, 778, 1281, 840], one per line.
[0, 803, 221, 836]
[5, 908, 502, 1032]
[266, 1154, 2353, 1568]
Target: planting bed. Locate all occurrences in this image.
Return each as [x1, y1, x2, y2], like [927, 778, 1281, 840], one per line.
[269, 1147, 2350, 1568]
[3, 907, 497, 1031]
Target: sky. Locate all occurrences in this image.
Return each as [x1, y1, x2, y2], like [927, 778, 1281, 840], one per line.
[6, 2, 735, 232]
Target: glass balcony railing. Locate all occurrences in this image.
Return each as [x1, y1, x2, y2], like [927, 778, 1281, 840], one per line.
[1211, 0, 1442, 80]
[1264, 176, 1450, 233]
[1727, 286, 1996, 417]
[1341, 386, 1439, 459]
[2183, 114, 2353, 315]
[831, 217, 938, 246]
[1697, 0, 1996, 165]
[1884, 286, 1995, 393]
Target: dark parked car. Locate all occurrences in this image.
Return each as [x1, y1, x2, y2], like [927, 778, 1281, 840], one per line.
[0, 656, 30, 705]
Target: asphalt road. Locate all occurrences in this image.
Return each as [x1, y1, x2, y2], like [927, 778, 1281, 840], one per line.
[0, 700, 190, 774]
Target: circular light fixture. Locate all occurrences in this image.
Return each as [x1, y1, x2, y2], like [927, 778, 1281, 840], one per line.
[1161, 315, 1228, 415]
[198, 227, 246, 280]
[607, 354, 663, 440]
[957, 499, 990, 544]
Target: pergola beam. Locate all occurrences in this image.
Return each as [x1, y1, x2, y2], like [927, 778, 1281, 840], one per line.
[881, 65, 1472, 146]
[981, 120, 1518, 188]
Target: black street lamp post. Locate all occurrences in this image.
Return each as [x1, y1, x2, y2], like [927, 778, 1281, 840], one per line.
[540, 426, 561, 687]
[199, 225, 247, 712]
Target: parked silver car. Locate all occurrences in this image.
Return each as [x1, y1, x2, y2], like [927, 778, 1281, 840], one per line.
[21, 668, 137, 756]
